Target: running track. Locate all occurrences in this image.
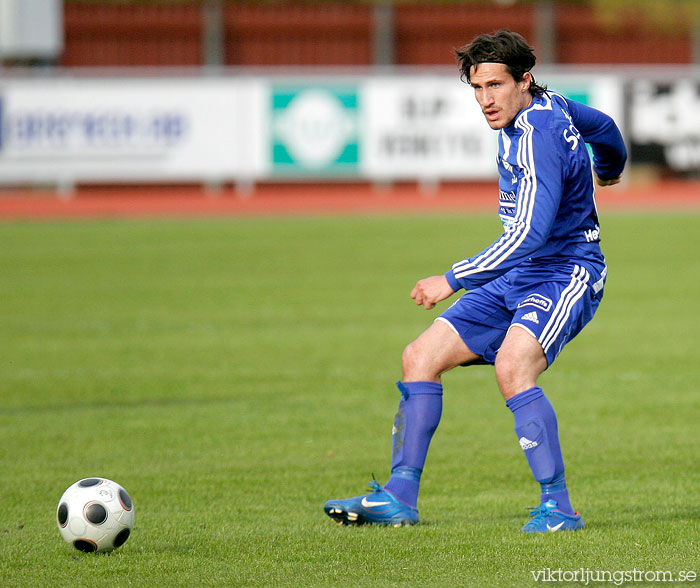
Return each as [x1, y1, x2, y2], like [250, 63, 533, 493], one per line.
[1, 180, 699, 220]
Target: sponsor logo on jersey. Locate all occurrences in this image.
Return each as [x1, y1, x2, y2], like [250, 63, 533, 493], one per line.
[561, 108, 583, 151]
[584, 224, 601, 242]
[500, 216, 515, 230]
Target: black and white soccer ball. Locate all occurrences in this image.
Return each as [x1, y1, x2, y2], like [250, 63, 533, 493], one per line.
[56, 477, 135, 553]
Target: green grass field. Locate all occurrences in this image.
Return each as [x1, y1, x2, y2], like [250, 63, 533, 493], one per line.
[1, 213, 699, 587]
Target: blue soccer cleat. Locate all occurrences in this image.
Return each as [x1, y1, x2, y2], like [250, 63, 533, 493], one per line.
[520, 499, 585, 533]
[324, 478, 419, 527]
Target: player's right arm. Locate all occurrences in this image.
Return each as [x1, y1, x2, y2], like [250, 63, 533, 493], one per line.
[445, 120, 564, 294]
[410, 274, 455, 310]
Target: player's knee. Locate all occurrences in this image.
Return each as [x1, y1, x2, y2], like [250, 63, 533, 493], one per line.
[401, 341, 420, 374]
[495, 349, 546, 398]
[494, 354, 513, 384]
[495, 354, 527, 398]
[401, 341, 434, 381]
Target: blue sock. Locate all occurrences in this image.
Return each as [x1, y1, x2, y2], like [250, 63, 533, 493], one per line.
[383, 381, 443, 508]
[505, 386, 574, 515]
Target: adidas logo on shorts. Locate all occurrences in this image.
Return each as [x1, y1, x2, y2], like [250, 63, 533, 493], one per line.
[521, 311, 539, 324]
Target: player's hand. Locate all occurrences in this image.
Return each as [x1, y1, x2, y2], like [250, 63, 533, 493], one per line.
[595, 173, 622, 187]
[410, 275, 455, 310]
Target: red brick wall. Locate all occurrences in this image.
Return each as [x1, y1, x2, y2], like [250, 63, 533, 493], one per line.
[62, 3, 202, 66]
[555, 4, 691, 64]
[394, 4, 534, 65]
[225, 3, 373, 66]
[60, 2, 693, 68]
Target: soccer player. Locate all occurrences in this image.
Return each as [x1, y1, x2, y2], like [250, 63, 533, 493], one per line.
[324, 29, 627, 532]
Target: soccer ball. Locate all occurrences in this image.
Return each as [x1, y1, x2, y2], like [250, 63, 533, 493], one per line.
[56, 477, 135, 553]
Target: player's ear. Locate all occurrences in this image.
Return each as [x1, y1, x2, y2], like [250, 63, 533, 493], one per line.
[520, 72, 532, 93]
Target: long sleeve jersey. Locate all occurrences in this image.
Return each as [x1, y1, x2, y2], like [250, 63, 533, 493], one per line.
[445, 91, 627, 293]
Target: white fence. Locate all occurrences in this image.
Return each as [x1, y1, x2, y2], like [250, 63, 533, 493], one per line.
[0, 67, 697, 188]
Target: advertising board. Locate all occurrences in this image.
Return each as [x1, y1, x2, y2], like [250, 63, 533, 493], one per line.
[2, 68, 685, 188]
[0, 77, 255, 185]
[627, 79, 700, 174]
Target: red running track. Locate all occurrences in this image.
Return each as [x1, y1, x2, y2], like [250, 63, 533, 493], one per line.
[0, 180, 699, 220]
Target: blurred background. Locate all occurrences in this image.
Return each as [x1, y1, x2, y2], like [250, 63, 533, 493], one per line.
[0, 0, 698, 207]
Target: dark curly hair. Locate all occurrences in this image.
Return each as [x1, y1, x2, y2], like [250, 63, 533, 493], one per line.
[454, 29, 547, 96]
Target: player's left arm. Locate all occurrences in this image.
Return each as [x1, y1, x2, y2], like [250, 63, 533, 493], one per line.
[564, 98, 627, 185]
[594, 174, 621, 187]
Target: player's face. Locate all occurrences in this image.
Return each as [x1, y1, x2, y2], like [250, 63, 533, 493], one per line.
[469, 63, 533, 129]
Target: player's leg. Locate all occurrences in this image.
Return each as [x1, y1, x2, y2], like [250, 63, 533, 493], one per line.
[324, 279, 510, 526]
[496, 327, 583, 532]
[493, 326, 547, 400]
[401, 318, 481, 382]
[498, 263, 604, 532]
[324, 321, 479, 526]
[381, 321, 480, 510]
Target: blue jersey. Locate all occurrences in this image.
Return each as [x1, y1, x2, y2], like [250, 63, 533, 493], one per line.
[445, 92, 626, 292]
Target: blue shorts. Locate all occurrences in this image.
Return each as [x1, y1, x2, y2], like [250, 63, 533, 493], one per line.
[437, 260, 606, 367]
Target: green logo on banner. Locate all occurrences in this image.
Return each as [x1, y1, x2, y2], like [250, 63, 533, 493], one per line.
[272, 86, 359, 175]
[555, 85, 590, 105]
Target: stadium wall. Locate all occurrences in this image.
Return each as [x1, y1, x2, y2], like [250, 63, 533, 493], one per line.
[58, 1, 696, 68]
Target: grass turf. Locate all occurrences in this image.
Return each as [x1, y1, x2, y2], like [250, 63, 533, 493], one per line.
[1, 213, 698, 587]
